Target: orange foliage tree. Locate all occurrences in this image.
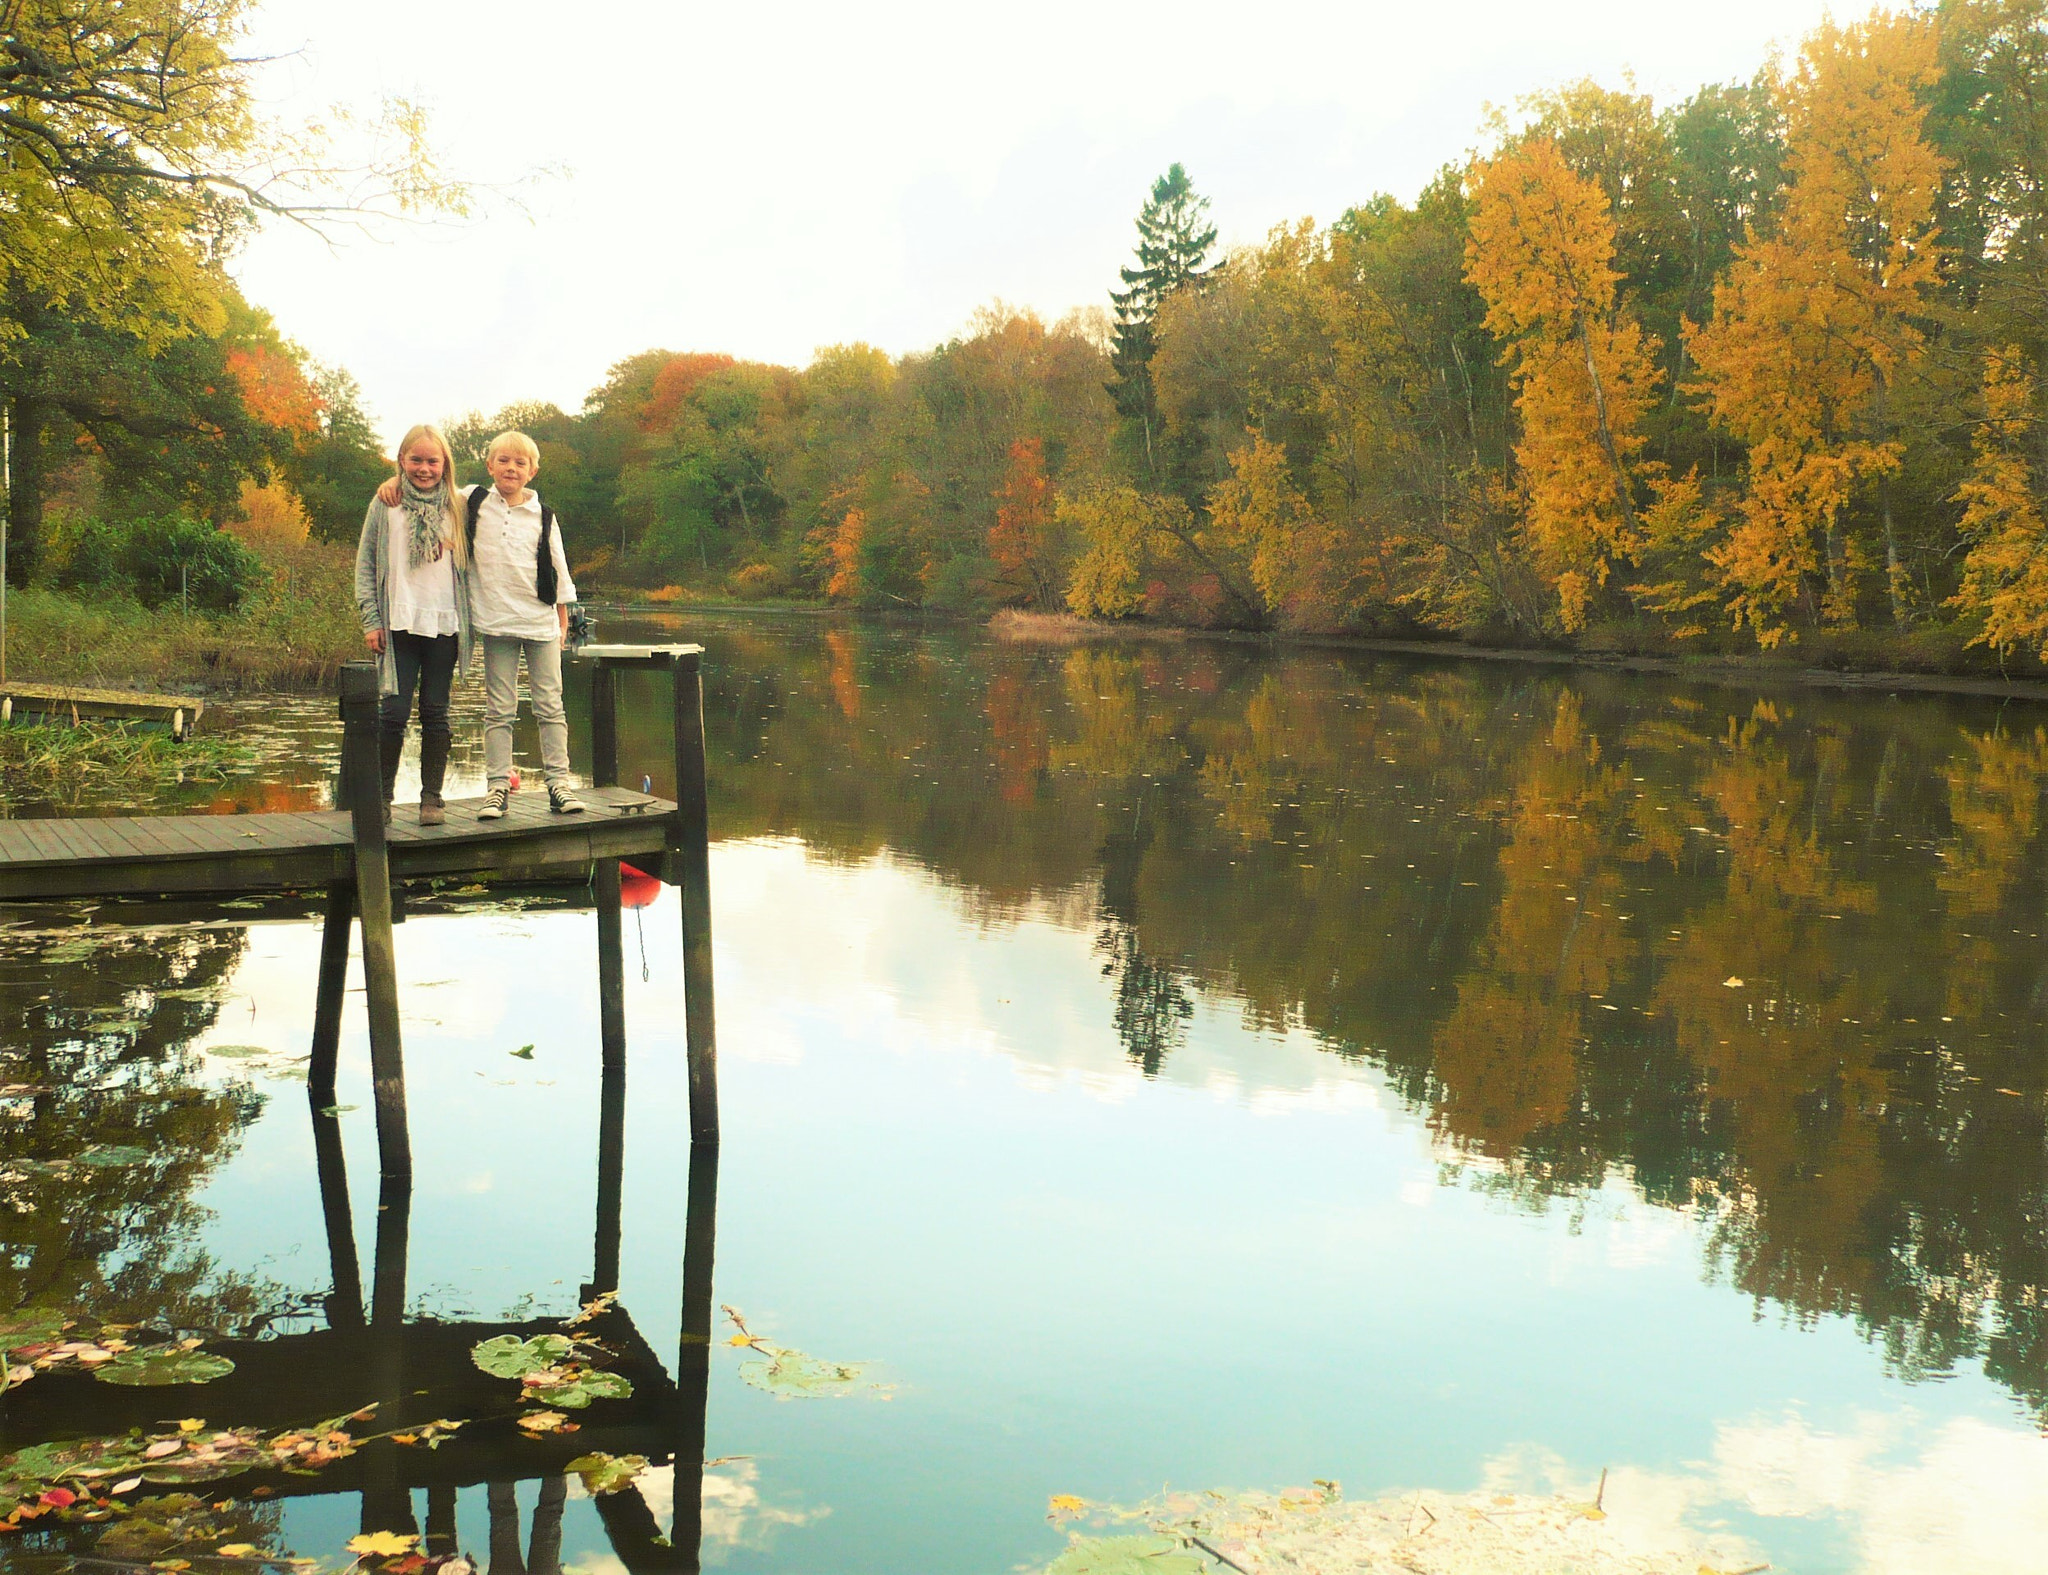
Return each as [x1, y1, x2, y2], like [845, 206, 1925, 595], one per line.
[1688, 11, 1945, 642]
[1466, 135, 1663, 631]
[988, 438, 1063, 610]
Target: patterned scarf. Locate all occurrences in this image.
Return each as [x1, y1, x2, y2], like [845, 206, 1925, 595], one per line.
[399, 475, 450, 570]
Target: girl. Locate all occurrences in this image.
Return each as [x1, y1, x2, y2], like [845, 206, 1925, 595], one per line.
[353, 424, 474, 825]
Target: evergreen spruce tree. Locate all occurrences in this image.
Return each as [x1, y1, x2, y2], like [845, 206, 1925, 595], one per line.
[1109, 163, 1220, 482]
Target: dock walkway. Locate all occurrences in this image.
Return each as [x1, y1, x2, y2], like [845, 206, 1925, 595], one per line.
[0, 783, 673, 900]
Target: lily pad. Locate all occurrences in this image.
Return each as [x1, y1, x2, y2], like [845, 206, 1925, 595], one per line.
[471, 1333, 572, 1379]
[75, 1145, 152, 1168]
[1045, 1536, 1205, 1575]
[205, 1045, 272, 1060]
[94, 1346, 235, 1386]
[0, 1309, 69, 1350]
[531, 1369, 632, 1409]
[564, 1451, 647, 1495]
[738, 1349, 869, 1399]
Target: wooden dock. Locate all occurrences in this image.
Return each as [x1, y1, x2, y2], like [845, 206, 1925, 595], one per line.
[1, 677, 205, 737]
[0, 644, 719, 1179]
[0, 782, 674, 900]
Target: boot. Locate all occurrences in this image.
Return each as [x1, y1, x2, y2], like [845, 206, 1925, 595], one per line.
[378, 728, 403, 825]
[418, 729, 450, 827]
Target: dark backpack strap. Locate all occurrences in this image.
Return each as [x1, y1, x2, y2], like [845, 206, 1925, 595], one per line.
[534, 505, 558, 605]
[464, 485, 489, 555]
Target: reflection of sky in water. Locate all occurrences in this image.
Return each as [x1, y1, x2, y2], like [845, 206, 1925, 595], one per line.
[174, 840, 2048, 1574]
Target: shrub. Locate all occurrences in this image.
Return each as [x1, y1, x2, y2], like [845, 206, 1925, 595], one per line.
[124, 515, 261, 613]
[729, 561, 786, 600]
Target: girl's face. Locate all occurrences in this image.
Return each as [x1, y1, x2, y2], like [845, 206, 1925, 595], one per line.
[400, 441, 446, 489]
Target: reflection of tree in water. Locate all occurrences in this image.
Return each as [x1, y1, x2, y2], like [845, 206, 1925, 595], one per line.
[676, 617, 2048, 1417]
[1095, 922, 1194, 1077]
[0, 924, 282, 1331]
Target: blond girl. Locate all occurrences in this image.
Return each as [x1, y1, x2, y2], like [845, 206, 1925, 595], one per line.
[353, 423, 474, 825]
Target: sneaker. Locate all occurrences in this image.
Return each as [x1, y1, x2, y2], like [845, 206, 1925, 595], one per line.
[549, 784, 586, 815]
[477, 786, 510, 821]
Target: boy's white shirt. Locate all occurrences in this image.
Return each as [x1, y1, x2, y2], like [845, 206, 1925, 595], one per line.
[468, 486, 576, 640]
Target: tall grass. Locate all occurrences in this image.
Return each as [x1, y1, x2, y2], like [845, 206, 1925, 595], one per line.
[6, 539, 361, 693]
[0, 719, 252, 810]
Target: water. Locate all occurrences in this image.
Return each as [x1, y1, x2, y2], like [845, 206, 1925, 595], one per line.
[3, 611, 2046, 1573]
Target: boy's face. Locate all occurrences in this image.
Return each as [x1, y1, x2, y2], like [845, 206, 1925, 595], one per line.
[489, 447, 538, 496]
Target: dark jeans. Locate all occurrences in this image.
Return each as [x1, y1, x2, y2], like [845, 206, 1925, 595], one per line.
[380, 631, 457, 746]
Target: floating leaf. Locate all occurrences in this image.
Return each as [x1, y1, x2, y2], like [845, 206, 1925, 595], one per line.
[94, 1346, 235, 1386]
[510, 1045, 535, 1060]
[0, 1309, 68, 1351]
[515, 1411, 572, 1434]
[564, 1452, 646, 1495]
[347, 1532, 418, 1557]
[529, 1369, 631, 1409]
[1045, 1535, 1205, 1575]
[470, 1334, 571, 1380]
[738, 1349, 868, 1400]
[75, 1145, 152, 1168]
[206, 1045, 272, 1059]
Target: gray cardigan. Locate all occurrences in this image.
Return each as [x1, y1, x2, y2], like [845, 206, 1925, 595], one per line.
[353, 496, 475, 696]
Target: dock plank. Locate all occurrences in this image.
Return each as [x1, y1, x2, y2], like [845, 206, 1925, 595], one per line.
[0, 788, 680, 902]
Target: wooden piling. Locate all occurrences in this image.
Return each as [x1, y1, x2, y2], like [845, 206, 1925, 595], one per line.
[339, 661, 411, 1179]
[308, 882, 353, 1105]
[310, 1092, 365, 1331]
[673, 1140, 719, 1568]
[593, 869, 627, 1296]
[671, 651, 718, 1145]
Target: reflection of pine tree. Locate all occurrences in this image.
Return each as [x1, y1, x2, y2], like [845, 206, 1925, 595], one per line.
[1095, 922, 1193, 1078]
[1108, 163, 1219, 485]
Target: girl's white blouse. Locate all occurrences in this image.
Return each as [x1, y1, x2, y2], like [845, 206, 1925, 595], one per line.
[385, 505, 461, 638]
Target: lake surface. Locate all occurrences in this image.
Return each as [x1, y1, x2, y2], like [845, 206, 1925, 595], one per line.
[4, 611, 2046, 1573]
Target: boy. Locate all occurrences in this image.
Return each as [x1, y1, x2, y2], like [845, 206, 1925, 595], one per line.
[382, 429, 583, 817]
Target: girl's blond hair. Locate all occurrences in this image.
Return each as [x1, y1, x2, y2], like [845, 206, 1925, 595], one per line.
[394, 424, 468, 568]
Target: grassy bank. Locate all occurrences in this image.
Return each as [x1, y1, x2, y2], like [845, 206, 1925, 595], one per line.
[6, 540, 360, 694]
[0, 719, 252, 811]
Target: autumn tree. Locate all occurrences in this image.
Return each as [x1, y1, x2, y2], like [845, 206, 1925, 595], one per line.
[988, 438, 1067, 609]
[1467, 134, 1665, 630]
[1950, 348, 2048, 656]
[1689, 12, 1947, 641]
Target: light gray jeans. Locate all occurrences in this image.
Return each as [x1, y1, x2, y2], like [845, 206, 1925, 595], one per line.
[481, 634, 572, 790]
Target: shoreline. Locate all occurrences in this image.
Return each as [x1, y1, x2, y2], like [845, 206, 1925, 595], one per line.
[981, 609, 2048, 706]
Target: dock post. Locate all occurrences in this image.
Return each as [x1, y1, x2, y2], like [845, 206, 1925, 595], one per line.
[673, 1139, 719, 1569]
[671, 650, 718, 1145]
[340, 661, 411, 1179]
[308, 882, 353, 1105]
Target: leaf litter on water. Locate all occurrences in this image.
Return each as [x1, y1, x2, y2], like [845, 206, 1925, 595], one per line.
[1040, 1480, 1763, 1574]
[723, 1306, 884, 1400]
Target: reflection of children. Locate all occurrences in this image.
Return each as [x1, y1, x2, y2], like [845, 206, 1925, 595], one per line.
[384, 429, 580, 818]
[355, 424, 471, 826]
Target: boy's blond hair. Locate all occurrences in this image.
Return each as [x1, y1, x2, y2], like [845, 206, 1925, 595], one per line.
[394, 423, 468, 568]
[487, 429, 541, 465]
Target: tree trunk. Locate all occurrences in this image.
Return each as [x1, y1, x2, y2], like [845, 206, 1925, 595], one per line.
[1575, 316, 1641, 541]
[4, 396, 46, 588]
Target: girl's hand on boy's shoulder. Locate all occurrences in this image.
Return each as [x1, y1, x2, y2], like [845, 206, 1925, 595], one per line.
[375, 476, 401, 508]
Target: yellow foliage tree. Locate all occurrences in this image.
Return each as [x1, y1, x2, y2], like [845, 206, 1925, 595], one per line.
[1950, 348, 2048, 658]
[1204, 434, 1339, 621]
[1688, 11, 1945, 643]
[1466, 135, 1663, 630]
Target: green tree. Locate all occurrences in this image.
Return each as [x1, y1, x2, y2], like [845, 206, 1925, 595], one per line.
[1108, 163, 1221, 485]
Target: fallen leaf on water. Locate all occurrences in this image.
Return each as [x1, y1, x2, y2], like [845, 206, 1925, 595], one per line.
[1723, 977, 1744, 988]
[1046, 1535, 1204, 1575]
[564, 1452, 646, 1495]
[176, 1420, 205, 1433]
[510, 1045, 535, 1060]
[111, 1479, 141, 1494]
[515, 1411, 570, 1434]
[217, 1546, 259, 1558]
[143, 1442, 182, 1459]
[1047, 1494, 1087, 1523]
[345, 1532, 418, 1557]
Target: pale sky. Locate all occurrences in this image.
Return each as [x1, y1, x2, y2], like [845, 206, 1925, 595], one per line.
[234, 0, 1843, 445]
